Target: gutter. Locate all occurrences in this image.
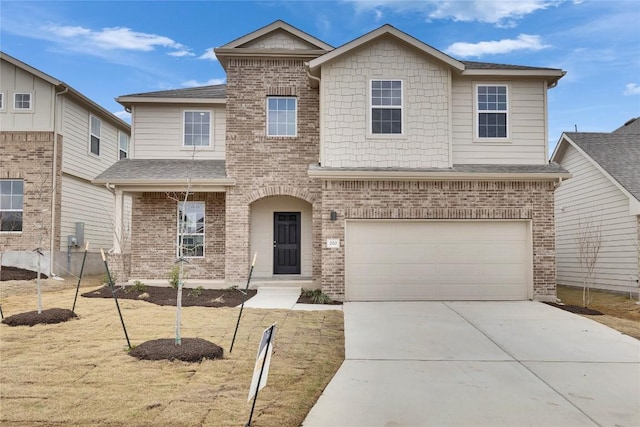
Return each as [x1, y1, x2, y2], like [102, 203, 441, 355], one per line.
[307, 168, 572, 182]
[50, 85, 69, 276]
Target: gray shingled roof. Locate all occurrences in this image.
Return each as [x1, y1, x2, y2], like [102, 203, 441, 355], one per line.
[120, 84, 226, 99]
[94, 159, 227, 183]
[461, 60, 562, 72]
[564, 131, 640, 201]
[309, 163, 568, 174]
[613, 117, 640, 135]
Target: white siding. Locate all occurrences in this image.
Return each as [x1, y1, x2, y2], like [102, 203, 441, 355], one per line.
[555, 144, 639, 292]
[249, 196, 312, 278]
[321, 37, 450, 168]
[452, 78, 547, 164]
[61, 97, 121, 180]
[59, 175, 116, 252]
[241, 29, 317, 49]
[0, 59, 55, 131]
[132, 104, 225, 160]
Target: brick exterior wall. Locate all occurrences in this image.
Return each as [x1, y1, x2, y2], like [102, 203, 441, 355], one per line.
[0, 131, 62, 252]
[224, 58, 322, 283]
[321, 180, 557, 301]
[129, 192, 225, 281]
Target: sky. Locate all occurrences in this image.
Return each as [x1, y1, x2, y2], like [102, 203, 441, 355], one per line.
[1, 0, 639, 154]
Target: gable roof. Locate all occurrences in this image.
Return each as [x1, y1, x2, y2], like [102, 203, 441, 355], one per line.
[613, 117, 640, 134]
[215, 20, 333, 69]
[552, 130, 640, 203]
[117, 84, 226, 107]
[0, 51, 130, 131]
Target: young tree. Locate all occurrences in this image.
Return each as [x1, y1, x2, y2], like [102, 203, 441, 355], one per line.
[575, 215, 603, 307]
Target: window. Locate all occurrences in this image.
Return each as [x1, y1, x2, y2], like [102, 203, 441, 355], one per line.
[267, 97, 297, 137]
[119, 132, 129, 159]
[0, 180, 23, 232]
[177, 201, 205, 258]
[371, 80, 402, 134]
[90, 115, 101, 156]
[184, 111, 211, 147]
[14, 93, 32, 110]
[0, 92, 4, 110]
[476, 84, 508, 139]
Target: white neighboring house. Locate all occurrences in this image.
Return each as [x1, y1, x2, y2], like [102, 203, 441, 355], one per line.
[0, 51, 131, 277]
[551, 118, 640, 294]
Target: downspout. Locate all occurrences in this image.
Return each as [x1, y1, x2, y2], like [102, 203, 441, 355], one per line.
[306, 64, 323, 165]
[50, 86, 68, 276]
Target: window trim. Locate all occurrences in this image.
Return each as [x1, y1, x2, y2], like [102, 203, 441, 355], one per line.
[176, 200, 205, 259]
[118, 131, 129, 159]
[369, 79, 404, 136]
[89, 114, 102, 157]
[13, 92, 32, 111]
[0, 179, 24, 233]
[183, 110, 212, 148]
[473, 82, 511, 142]
[266, 96, 298, 138]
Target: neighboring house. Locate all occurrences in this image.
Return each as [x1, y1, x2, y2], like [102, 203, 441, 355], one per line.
[0, 52, 131, 277]
[551, 118, 640, 294]
[95, 21, 569, 301]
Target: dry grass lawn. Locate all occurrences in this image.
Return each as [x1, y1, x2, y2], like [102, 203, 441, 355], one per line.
[0, 276, 344, 426]
[557, 285, 640, 339]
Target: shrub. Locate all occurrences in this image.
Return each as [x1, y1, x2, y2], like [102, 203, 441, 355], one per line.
[168, 266, 180, 289]
[301, 289, 332, 304]
[130, 280, 147, 293]
[188, 286, 204, 298]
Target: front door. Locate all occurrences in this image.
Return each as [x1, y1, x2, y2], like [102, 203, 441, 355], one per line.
[273, 212, 301, 274]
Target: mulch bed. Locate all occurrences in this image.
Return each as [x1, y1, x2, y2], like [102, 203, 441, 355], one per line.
[0, 266, 48, 281]
[544, 302, 603, 316]
[129, 338, 223, 362]
[81, 285, 256, 308]
[2, 308, 77, 327]
[296, 294, 343, 305]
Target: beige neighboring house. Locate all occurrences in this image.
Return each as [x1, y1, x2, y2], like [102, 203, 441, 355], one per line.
[96, 21, 569, 301]
[0, 52, 131, 277]
[551, 118, 640, 294]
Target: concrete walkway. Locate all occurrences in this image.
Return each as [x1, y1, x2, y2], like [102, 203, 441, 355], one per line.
[303, 301, 640, 427]
[241, 287, 342, 311]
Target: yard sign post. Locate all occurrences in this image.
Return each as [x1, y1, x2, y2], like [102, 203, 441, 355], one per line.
[72, 242, 89, 312]
[101, 248, 131, 350]
[246, 322, 276, 427]
[230, 252, 257, 353]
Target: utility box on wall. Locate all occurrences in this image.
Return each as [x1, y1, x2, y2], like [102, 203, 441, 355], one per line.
[75, 222, 85, 246]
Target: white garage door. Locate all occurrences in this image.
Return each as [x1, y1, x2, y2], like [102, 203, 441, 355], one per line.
[345, 220, 530, 301]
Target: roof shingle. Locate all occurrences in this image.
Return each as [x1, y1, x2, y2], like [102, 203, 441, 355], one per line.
[94, 159, 227, 183]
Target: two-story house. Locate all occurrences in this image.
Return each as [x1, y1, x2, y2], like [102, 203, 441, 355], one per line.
[95, 21, 568, 301]
[0, 52, 131, 277]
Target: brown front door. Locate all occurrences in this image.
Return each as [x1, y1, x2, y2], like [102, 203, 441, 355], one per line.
[273, 212, 301, 274]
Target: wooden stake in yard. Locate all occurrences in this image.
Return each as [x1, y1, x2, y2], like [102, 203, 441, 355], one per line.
[101, 248, 131, 350]
[72, 242, 89, 313]
[230, 252, 257, 353]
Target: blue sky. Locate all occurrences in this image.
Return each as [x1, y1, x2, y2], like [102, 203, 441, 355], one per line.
[1, 0, 639, 153]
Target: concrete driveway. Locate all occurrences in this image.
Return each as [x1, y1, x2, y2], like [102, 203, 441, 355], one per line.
[303, 301, 640, 427]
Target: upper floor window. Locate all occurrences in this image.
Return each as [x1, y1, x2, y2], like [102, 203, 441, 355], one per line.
[0, 179, 23, 232]
[177, 201, 205, 258]
[119, 132, 129, 159]
[90, 115, 101, 156]
[14, 93, 32, 110]
[476, 84, 508, 139]
[267, 97, 297, 137]
[371, 80, 402, 134]
[0, 92, 5, 110]
[184, 111, 211, 147]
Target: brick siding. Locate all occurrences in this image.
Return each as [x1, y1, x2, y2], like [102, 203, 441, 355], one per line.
[224, 58, 322, 283]
[129, 192, 225, 280]
[0, 131, 62, 252]
[321, 180, 557, 301]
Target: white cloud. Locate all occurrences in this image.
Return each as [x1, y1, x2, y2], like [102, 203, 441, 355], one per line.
[113, 110, 131, 122]
[199, 48, 218, 61]
[348, 0, 562, 27]
[446, 34, 550, 57]
[43, 24, 191, 57]
[181, 78, 226, 87]
[624, 83, 640, 96]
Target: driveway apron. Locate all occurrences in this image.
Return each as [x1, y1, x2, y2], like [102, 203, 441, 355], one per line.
[302, 301, 640, 427]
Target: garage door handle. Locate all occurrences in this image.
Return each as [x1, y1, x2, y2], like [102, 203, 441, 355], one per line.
[273, 240, 277, 248]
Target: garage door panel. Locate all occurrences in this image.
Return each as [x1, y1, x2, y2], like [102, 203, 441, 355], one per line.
[346, 221, 530, 301]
